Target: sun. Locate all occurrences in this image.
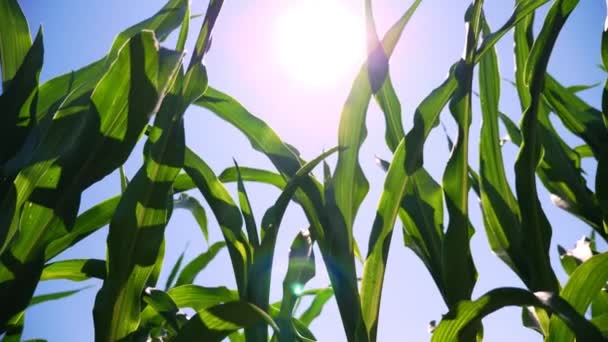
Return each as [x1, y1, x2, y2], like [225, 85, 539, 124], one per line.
[275, 0, 365, 86]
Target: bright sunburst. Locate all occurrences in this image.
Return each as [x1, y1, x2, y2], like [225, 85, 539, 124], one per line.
[275, 0, 365, 86]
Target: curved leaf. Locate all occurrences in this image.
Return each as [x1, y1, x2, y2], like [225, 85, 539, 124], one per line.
[547, 252, 608, 341]
[40, 259, 106, 282]
[174, 301, 278, 342]
[432, 287, 603, 341]
[175, 241, 226, 286]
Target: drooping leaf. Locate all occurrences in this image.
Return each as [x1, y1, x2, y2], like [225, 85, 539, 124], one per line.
[174, 193, 209, 243]
[174, 301, 278, 342]
[40, 259, 106, 281]
[432, 287, 603, 341]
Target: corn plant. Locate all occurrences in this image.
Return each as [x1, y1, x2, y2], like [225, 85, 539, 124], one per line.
[1, 0, 608, 341]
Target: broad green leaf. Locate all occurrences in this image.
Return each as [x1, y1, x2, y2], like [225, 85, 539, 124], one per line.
[0, 0, 31, 85]
[514, 0, 579, 292]
[0, 32, 181, 327]
[478, 19, 523, 279]
[174, 193, 209, 243]
[17, 0, 188, 136]
[0, 28, 43, 164]
[547, 252, 608, 341]
[174, 301, 278, 342]
[93, 45, 186, 341]
[440, 1, 482, 308]
[432, 287, 603, 341]
[183, 147, 249, 295]
[175, 241, 226, 286]
[140, 285, 239, 328]
[40, 259, 106, 281]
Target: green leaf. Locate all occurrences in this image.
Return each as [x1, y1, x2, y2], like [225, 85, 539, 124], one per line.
[174, 194, 209, 243]
[478, 18, 524, 279]
[475, 0, 551, 64]
[298, 288, 334, 327]
[0, 28, 43, 164]
[188, 0, 224, 68]
[361, 139, 410, 338]
[600, 0, 608, 239]
[514, 0, 579, 292]
[44, 196, 119, 261]
[93, 42, 186, 341]
[234, 161, 259, 247]
[40, 259, 106, 282]
[17, 0, 188, 137]
[165, 247, 187, 290]
[174, 301, 278, 342]
[365, 0, 421, 151]
[0, 31, 181, 328]
[432, 287, 603, 341]
[547, 252, 608, 341]
[277, 230, 316, 341]
[440, 1, 483, 308]
[333, 0, 421, 252]
[400, 169, 446, 299]
[219, 167, 286, 189]
[175, 241, 226, 286]
[246, 148, 339, 342]
[183, 147, 249, 295]
[142, 287, 183, 333]
[0, 0, 32, 85]
[543, 75, 607, 159]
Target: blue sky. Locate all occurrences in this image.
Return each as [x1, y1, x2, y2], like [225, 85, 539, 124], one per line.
[17, 0, 607, 341]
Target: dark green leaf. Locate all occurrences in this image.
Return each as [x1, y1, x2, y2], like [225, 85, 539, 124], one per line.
[174, 194, 209, 243]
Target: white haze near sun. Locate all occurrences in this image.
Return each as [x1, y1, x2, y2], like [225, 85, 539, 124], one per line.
[275, 0, 366, 86]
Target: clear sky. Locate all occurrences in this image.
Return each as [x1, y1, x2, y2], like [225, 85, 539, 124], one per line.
[18, 0, 607, 341]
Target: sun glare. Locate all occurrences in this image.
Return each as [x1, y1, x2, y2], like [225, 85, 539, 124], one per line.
[275, 0, 365, 86]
